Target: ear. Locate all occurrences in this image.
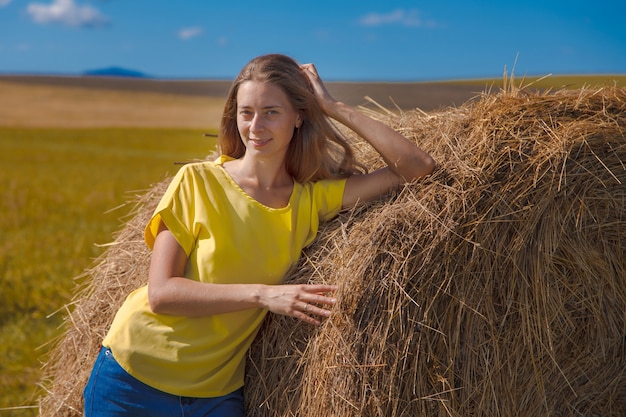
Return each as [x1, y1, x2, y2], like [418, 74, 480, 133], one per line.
[295, 112, 303, 128]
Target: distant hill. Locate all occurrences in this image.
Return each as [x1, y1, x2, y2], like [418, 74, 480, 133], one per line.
[82, 66, 149, 78]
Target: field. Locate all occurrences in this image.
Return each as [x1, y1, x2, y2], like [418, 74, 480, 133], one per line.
[1, 74, 624, 414]
[1, 126, 217, 414]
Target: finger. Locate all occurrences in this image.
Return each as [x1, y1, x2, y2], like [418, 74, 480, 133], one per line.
[302, 286, 338, 303]
[300, 63, 318, 77]
[297, 312, 322, 326]
[303, 293, 336, 307]
[296, 305, 325, 326]
[302, 284, 338, 294]
[300, 302, 332, 318]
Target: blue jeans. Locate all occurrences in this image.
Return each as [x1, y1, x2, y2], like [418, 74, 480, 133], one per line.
[83, 347, 245, 417]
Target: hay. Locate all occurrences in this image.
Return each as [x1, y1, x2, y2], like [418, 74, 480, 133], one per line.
[39, 85, 626, 416]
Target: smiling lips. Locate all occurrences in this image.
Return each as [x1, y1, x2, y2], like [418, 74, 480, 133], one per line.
[249, 137, 271, 147]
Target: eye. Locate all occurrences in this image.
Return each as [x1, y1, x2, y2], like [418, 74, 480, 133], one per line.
[238, 109, 253, 119]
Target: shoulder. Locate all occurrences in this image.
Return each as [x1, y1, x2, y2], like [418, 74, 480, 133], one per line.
[297, 177, 347, 219]
[174, 158, 223, 181]
[160, 160, 224, 202]
[179, 158, 219, 173]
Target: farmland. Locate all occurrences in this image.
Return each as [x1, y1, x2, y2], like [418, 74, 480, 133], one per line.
[1, 73, 624, 414]
[1, 126, 216, 413]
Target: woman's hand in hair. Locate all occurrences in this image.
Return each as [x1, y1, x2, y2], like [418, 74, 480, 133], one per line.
[301, 63, 338, 115]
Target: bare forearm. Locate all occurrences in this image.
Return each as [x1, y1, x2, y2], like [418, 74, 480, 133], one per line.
[328, 101, 435, 181]
[148, 278, 337, 327]
[148, 278, 264, 317]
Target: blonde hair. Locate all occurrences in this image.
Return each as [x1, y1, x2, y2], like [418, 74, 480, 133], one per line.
[219, 54, 364, 183]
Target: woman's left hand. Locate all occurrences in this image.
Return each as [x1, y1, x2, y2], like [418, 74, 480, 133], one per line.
[301, 63, 337, 115]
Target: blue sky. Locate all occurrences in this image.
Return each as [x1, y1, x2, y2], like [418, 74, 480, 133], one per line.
[1, 0, 625, 81]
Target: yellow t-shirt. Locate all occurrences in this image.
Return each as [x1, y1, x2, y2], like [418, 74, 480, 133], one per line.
[102, 156, 346, 398]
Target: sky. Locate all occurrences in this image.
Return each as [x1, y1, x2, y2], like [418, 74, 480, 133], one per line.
[1, 0, 625, 81]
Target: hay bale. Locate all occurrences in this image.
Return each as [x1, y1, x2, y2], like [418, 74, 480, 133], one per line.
[39, 86, 626, 417]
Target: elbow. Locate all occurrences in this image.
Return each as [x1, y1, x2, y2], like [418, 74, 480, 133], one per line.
[422, 155, 437, 177]
[148, 284, 168, 314]
[405, 154, 436, 182]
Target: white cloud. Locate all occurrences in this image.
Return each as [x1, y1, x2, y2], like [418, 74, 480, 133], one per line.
[0, 0, 13, 8]
[178, 26, 204, 40]
[358, 9, 434, 28]
[27, 0, 108, 27]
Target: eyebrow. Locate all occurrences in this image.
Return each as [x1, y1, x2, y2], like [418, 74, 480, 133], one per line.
[238, 104, 283, 109]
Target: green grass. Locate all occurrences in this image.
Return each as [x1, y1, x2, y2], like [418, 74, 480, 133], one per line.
[0, 127, 217, 414]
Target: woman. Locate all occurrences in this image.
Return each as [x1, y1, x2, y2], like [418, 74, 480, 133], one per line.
[83, 54, 435, 416]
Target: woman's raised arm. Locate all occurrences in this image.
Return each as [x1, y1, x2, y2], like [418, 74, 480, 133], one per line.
[301, 63, 436, 207]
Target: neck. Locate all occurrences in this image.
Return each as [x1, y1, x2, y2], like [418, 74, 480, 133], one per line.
[233, 153, 292, 190]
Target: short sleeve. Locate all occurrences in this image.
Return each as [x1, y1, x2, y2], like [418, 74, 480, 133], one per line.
[144, 165, 197, 255]
[311, 178, 347, 222]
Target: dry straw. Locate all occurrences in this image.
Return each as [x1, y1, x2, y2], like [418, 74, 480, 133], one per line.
[39, 83, 626, 416]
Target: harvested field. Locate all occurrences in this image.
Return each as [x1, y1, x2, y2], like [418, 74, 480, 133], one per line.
[0, 79, 225, 129]
[0, 74, 481, 113]
[38, 83, 626, 416]
[0, 75, 481, 129]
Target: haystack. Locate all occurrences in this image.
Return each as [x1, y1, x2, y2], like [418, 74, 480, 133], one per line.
[39, 84, 626, 417]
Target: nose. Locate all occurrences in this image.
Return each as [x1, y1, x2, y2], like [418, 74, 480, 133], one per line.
[250, 113, 264, 132]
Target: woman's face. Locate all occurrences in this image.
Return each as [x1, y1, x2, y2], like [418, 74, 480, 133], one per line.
[236, 80, 302, 161]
